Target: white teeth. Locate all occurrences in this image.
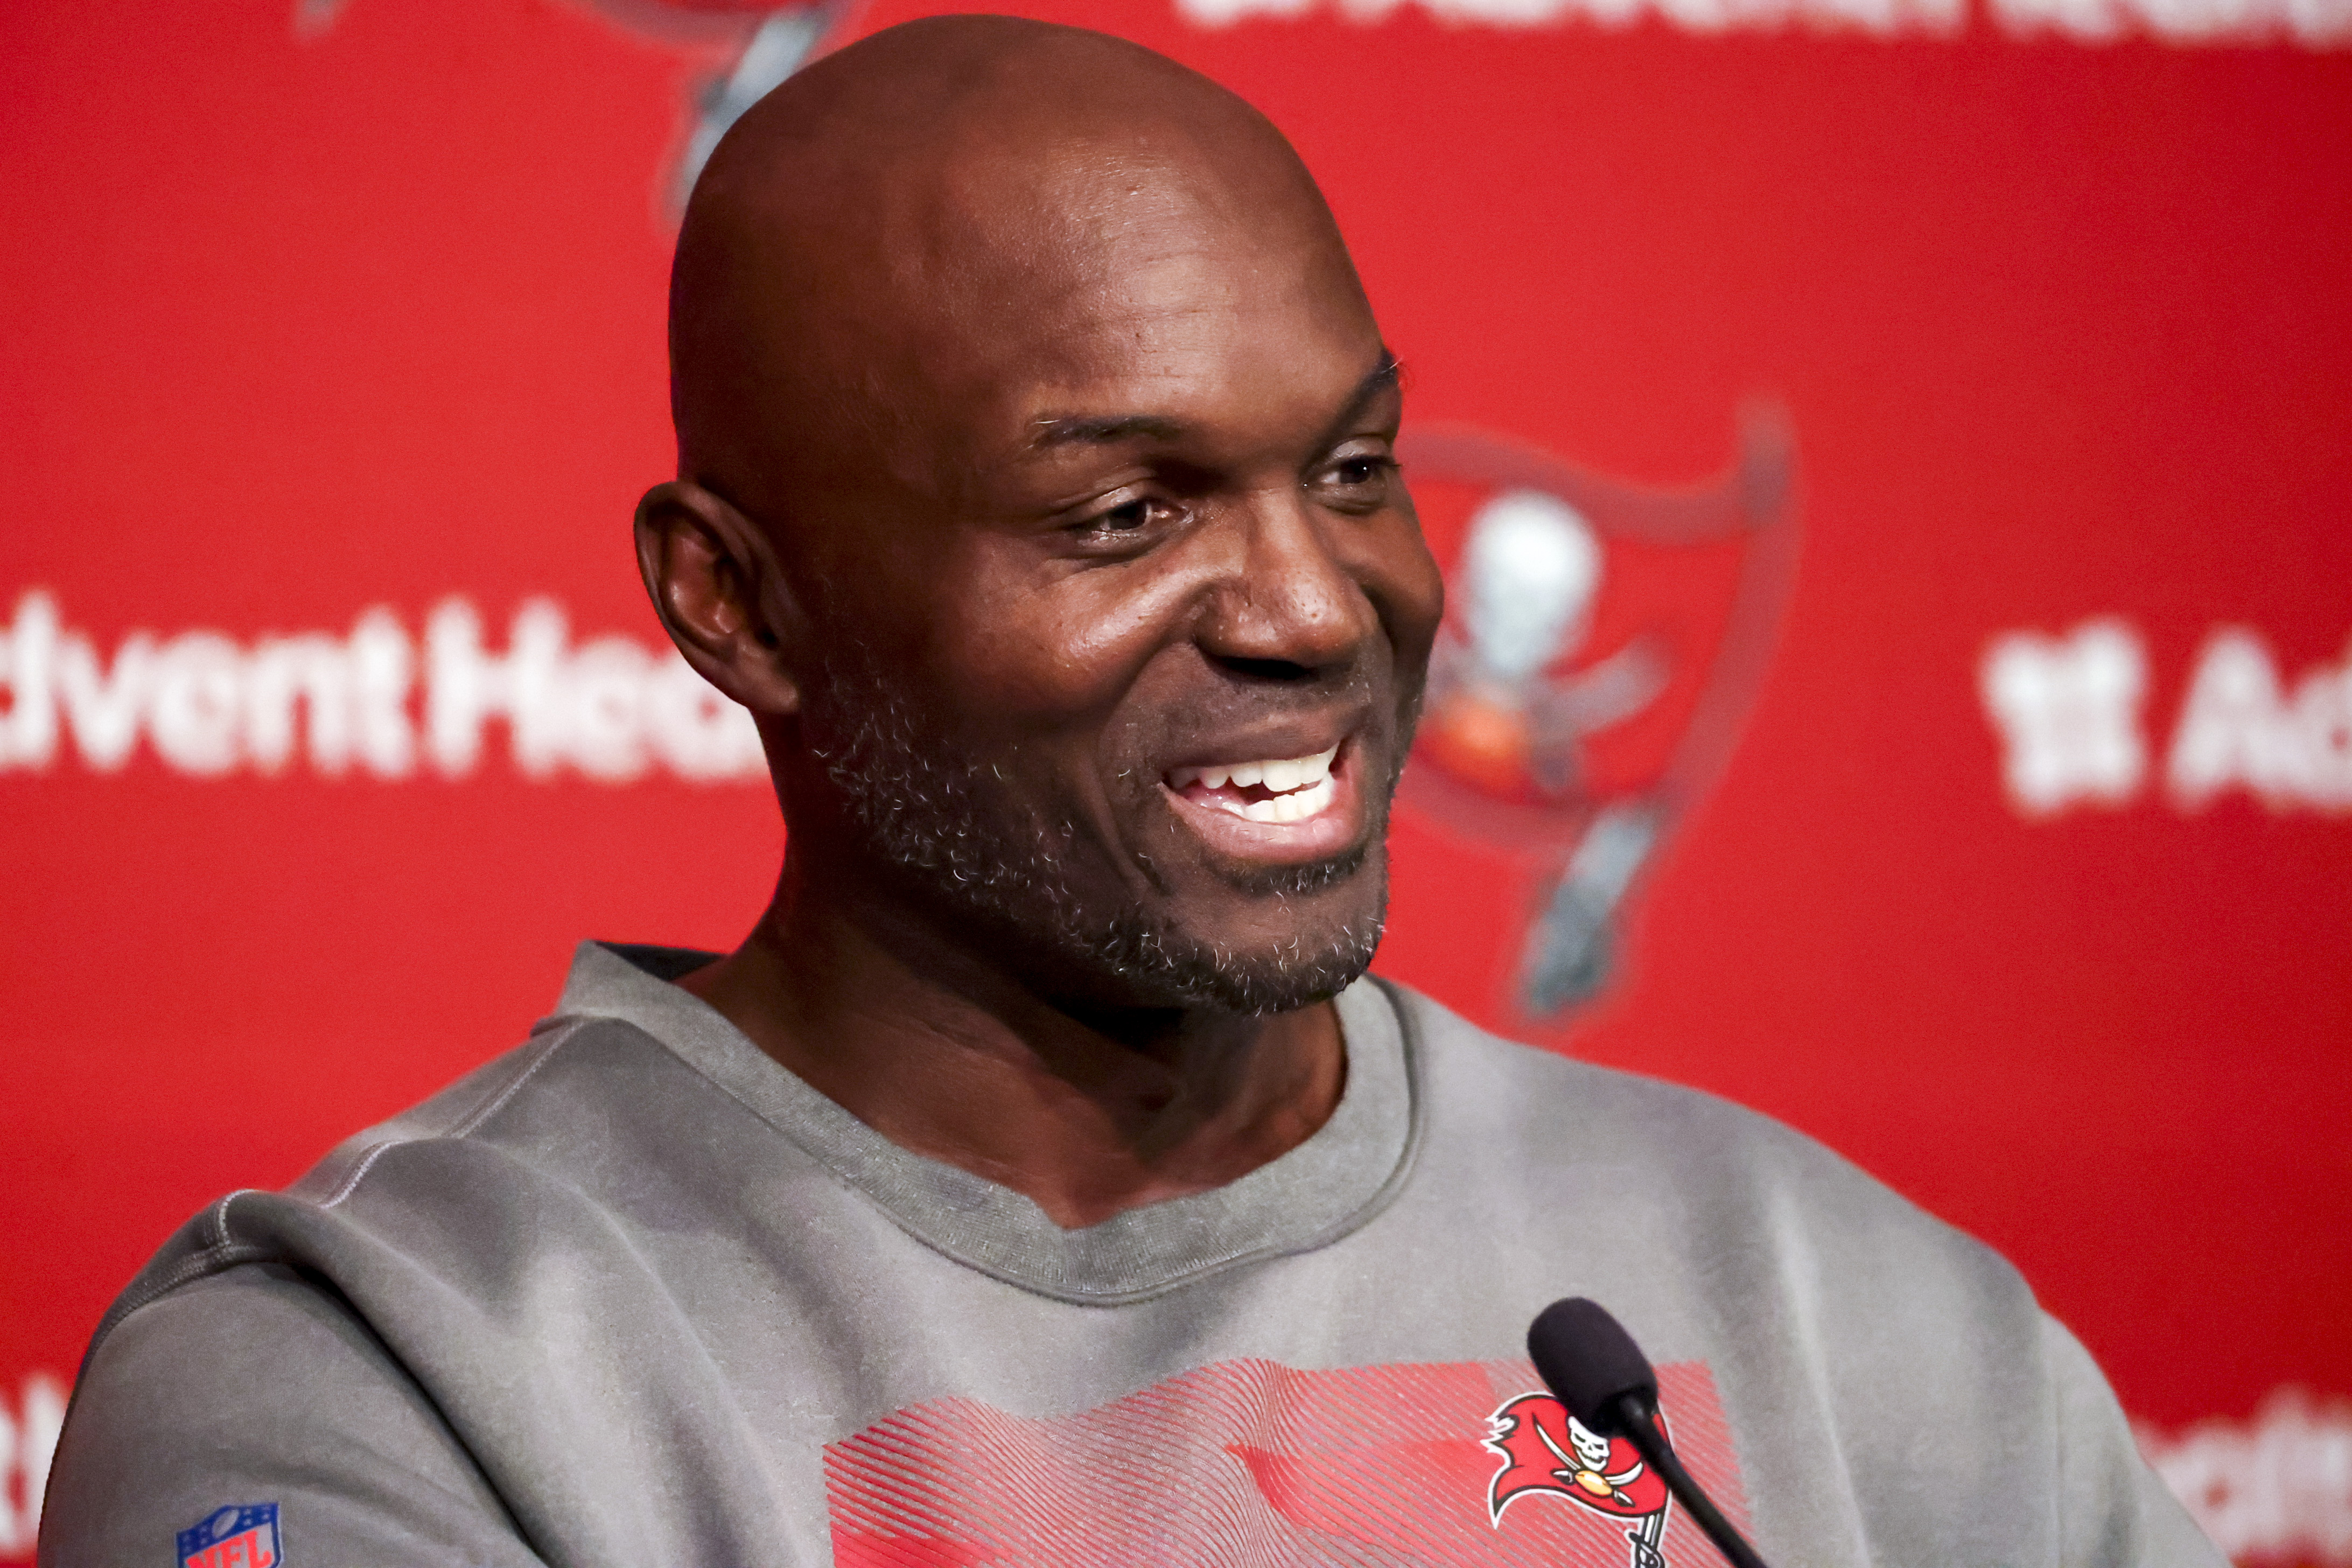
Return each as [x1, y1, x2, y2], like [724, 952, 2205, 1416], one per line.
[1221, 774, 1336, 825]
[1166, 745, 1340, 797]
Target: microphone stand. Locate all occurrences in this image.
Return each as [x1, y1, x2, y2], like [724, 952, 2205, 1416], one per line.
[1599, 1389, 1770, 1568]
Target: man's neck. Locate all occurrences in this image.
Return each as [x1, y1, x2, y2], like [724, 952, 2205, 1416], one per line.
[674, 873, 1348, 1230]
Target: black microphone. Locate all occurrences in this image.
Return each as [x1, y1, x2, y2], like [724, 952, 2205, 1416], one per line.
[1528, 1298, 1774, 1568]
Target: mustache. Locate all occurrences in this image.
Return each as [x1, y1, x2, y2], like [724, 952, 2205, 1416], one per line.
[1137, 663, 1384, 750]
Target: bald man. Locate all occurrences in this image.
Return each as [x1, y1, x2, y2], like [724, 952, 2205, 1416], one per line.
[42, 18, 2217, 1568]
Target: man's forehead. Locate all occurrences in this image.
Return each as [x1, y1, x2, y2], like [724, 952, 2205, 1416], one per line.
[875, 207, 1380, 468]
[911, 146, 1335, 337]
[671, 18, 1377, 510]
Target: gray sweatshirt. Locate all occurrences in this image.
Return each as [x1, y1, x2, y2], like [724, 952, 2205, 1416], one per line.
[40, 942, 2218, 1568]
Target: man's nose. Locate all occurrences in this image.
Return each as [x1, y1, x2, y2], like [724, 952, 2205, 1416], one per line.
[1193, 491, 1378, 678]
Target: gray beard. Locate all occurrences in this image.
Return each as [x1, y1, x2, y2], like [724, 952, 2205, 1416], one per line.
[800, 649, 1388, 1015]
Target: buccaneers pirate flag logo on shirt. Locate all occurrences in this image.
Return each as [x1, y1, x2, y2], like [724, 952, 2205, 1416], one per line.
[1488, 1394, 1674, 1568]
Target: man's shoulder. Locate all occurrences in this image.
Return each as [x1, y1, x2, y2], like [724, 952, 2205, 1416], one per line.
[47, 996, 788, 1568]
[85, 1008, 720, 1367]
[43, 1256, 536, 1568]
[1385, 975, 1847, 1160]
[1379, 977, 2013, 1288]
[283, 1010, 638, 1205]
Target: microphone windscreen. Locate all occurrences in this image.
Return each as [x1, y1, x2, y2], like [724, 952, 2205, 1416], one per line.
[1527, 1297, 1659, 1433]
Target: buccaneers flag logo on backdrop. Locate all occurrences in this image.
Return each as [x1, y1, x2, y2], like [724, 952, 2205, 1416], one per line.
[1395, 415, 1799, 1025]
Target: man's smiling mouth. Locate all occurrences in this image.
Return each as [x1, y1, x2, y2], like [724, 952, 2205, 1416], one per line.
[1165, 744, 1342, 824]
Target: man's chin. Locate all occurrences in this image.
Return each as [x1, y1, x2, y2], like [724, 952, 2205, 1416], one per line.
[1042, 801, 1395, 1014]
[1098, 857, 1392, 1016]
[1097, 932, 1383, 1017]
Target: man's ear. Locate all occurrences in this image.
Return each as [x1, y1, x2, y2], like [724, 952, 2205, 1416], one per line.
[634, 480, 804, 717]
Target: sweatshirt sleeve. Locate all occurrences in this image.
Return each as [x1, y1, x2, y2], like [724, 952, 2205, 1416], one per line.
[38, 1261, 544, 1568]
[2042, 1314, 2229, 1568]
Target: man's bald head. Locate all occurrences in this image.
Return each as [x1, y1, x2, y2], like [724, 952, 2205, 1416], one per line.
[668, 16, 1368, 539]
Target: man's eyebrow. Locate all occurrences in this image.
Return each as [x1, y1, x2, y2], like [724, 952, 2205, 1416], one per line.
[1343, 351, 1404, 417]
[1029, 414, 1191, 450]
[1306, 349, 1404, 450]
[1026, 351, 1403, 452]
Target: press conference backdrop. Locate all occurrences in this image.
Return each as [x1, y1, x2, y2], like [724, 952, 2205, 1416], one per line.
[3, 0, 2347, 1559]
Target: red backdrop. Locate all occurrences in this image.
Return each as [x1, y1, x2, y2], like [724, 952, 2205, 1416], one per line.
[3, 0, 2347, 1560]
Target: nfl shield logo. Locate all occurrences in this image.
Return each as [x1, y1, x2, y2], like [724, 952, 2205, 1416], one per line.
[177, 1503, 281, 1568]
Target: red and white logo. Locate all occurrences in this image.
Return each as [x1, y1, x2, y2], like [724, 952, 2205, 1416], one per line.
[1487, 1393, 1673, 1568]
[1395, 416, 1799, 1021]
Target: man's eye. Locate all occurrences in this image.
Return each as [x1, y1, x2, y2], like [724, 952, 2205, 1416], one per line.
[1086, 497, 1166, 534]
[1320, 454, 1396, 492]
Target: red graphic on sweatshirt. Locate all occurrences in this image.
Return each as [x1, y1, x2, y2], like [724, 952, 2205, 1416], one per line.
[1488, 1394, 1670, 1521]
[823, 1356, 1747, 1567]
